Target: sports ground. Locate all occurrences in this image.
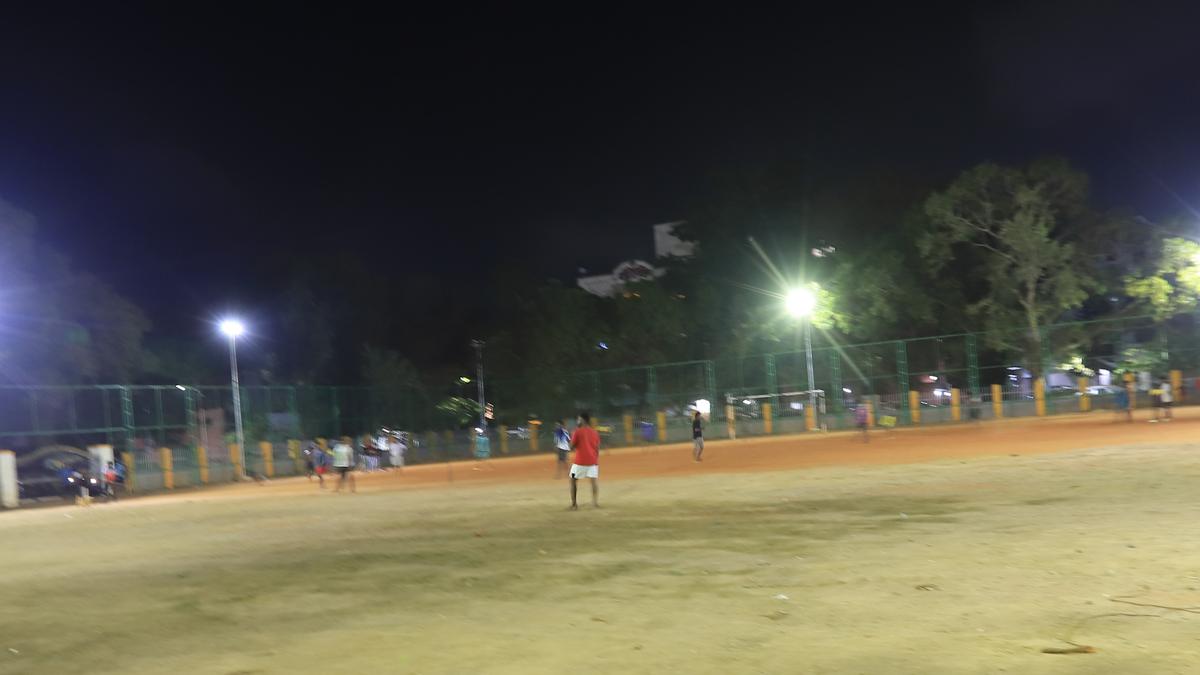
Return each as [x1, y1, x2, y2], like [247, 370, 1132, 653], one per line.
[5, 410, 1200, 674]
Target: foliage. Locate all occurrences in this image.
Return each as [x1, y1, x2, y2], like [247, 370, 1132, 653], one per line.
[1124, 237, 1200, 320]
[919, 158, 1095, 375]
[435, 396, 482, 428]
[0, 199, 151, 384]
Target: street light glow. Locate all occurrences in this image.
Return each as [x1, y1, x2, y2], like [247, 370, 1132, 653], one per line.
[219, 318, 246, 338]
[459, 376, 472, 384]
[785, 287, 817, 318]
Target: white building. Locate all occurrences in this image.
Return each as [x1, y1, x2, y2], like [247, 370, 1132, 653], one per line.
[576, 222, 695, 297]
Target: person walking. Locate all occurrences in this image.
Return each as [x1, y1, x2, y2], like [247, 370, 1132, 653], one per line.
[568, 413, 601, 510]
[554, 420, 571, 478]
[332, 439, 356, 493]
[691, 411, 704, 462]
[1158, 380, 1174, 421]
[854, 402, 869, 443]
[389, 433, 405, 473]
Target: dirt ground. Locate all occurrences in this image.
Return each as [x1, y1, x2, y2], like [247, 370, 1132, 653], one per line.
[4, 409, 1200, 674]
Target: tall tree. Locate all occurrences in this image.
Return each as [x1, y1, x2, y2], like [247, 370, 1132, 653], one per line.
[918, 159, 1094, 376]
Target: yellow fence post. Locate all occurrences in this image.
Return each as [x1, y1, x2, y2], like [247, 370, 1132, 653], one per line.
[316, 437, 328, 451]
[122, 451, 135, 493]
[196, 445, 209, 484]
[499, 425, 509, 454]
[260, 441, 274, 478]
[1171, 369, 1183, 403]
[529, 425, 539, 452]
[1078, 377, 1090, 412]
[288, 440, 301, 474]
[866, 401, 875, 429]
[1034, 380, 1046, 416]
[763, 403, 773, 434]
[991, 384, 1003, 418]
[229, 443, 241, 479]
[726, 405, 738, 438]
[160, 447, 174, 490]
[804, 404, 815, 431]
[623, 414, 634, 445]
[909, 391, 920, 424]
[657, 411, 668, 442]
[951, 388, 961, 422]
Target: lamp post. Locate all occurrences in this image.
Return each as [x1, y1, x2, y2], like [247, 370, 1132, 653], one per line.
[785, 287, 819, 417]
[471, 340, 486, 430]
[219, 318, 247, 479]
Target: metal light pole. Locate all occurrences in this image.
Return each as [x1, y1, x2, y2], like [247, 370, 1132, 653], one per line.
[219, 319, 247, 479]
[786, 286, 820, 418]
[804, 319, 816, 413]
[471, 339, 486, 430]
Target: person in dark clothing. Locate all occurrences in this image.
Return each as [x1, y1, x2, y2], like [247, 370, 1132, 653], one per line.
[692, 411, 704, 462]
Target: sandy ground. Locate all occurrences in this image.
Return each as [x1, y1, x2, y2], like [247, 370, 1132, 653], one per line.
[3, 410, 1200, 674]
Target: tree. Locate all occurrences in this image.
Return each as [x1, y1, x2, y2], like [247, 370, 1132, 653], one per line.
[0, 199, 151, 384]
[919, 159, 1094, 376]
[1124, 237, 1200, 320]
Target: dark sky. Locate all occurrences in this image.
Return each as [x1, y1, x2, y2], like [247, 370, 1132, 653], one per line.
[3, 4, 1200, 362]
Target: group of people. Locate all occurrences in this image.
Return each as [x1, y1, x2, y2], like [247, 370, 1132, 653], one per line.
[1113, 380, 1176, 422]
[302, 430, 409, 492]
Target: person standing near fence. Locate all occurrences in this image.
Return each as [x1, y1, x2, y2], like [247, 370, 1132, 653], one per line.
[568, 413, 601, 510]
[332, 439, 356, 493]
[854, 402, 869, 443]
[1156, 380, 1173, 422]
[389, 433, 405, 472]
[692, 411, 704, 461]
[554, 420, 571, 478]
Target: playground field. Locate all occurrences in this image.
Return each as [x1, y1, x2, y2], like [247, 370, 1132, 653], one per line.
[4, 411, 1200, 674]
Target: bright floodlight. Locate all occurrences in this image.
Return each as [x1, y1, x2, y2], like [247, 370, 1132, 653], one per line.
[219, 318, 246, 338]
[785, 287, 817, 318]
[459, 376, 472, 384]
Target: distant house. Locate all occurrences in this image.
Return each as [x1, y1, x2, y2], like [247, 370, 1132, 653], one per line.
[576, 222, 694, 297]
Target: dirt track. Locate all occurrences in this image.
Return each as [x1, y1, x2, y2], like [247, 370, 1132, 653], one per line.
[161, 407, 1200, 503]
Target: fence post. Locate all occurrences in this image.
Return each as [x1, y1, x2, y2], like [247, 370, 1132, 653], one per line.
[1034, 380, 1046, 416]
[866, 400, 875, 429]
[726, 404, 738, 438]
[229, 443, 242, 479]
[829, 351, 842, 413]
[499, 425, 509, 454]
[1078, 377, 1090, 412]
[804, 402, 815, 431]
[122, 451, 135, 493]
[623, 414, 634, 445]
[160, 447, 174, 489]
[705, 361, 717, 414]
[1124, 373, 1136, 411]
[529, 428, 538, 453]
[991, 384, 1003, 418]
[966, 334, 980, 397]
[288, 439, 301, 473]
[0, 450, 17, 508]
[260, 441, 274, 477]
[646, 367, 658, 411]
[763, 402, 773, 434]
[1171, 369, 1183, 403]
[656, 411, 667, 442]
[196, 446, 209, 483]
[908, 390, 920, 424]
[951, 388, 961, 422]
[120, 386, 135, 458]
[765, 353, 778, 411]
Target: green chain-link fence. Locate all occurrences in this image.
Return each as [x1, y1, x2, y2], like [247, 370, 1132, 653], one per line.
[6, 314, 1200, 492]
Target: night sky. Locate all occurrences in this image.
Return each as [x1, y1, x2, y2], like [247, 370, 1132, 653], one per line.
[3, 4, 1199, 362]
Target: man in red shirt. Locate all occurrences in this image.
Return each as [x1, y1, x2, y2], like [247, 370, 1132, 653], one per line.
[568, 412, 601, 510]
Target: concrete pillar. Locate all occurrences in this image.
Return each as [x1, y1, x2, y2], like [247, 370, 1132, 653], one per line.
[762, 403, 773, 434]
[991, 384, 1003, 418]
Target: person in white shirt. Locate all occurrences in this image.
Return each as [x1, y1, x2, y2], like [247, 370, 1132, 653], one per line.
[388, 434, 405, 472]
[332, 440, 356, 493]
[1157, 380, 1174, 421]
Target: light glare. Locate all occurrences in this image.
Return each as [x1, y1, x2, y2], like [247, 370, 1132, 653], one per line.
[219, 318, 245, 338]
[785, 287, 817, 318]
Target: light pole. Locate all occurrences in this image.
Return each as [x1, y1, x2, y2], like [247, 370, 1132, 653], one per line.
[471, 339, 486, 430]
[219, 318, 247, 479]
[785, 287, 819, 418]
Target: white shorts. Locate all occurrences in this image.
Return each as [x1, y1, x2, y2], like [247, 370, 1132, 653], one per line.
[569, 464, 599, 479]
